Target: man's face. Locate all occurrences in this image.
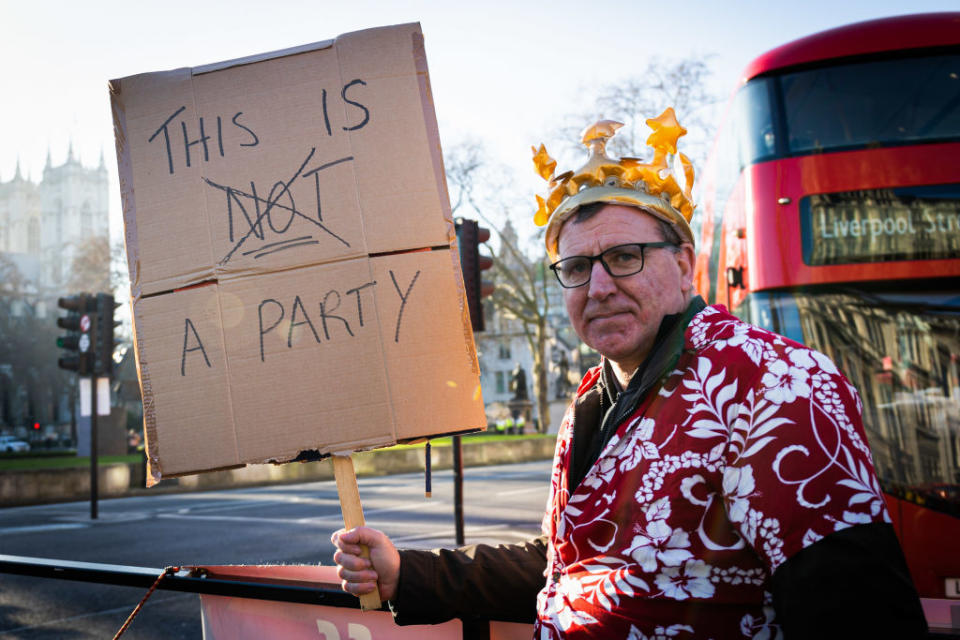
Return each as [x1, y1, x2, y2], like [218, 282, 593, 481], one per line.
[557, 204, 695, 373]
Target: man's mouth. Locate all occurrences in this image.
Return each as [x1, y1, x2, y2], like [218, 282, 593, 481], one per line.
[587, 309, 629, 322]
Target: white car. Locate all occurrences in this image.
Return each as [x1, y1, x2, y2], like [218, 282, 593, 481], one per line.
[0, 435, 30, 453]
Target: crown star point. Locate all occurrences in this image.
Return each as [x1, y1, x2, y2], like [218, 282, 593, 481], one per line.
[532, 143, 557, 181]
[645, 107, 687, 155]
[580, 120, 623, 145]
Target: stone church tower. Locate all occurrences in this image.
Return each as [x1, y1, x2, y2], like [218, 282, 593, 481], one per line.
[0, 144, 109, 290]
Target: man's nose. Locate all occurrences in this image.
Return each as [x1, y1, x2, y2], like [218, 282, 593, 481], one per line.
[587, 260, 616, 299]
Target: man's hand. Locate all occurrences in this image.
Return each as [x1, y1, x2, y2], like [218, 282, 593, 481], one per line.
[331, 526, 401, 602]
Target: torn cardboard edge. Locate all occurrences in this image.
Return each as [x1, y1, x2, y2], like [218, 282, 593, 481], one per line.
[145, 424, 484, 487]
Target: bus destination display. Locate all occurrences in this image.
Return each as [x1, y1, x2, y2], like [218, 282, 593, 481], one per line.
[801, 184, 960, 266]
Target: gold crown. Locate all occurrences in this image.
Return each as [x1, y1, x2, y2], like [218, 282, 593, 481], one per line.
[533, 108, 696, 259]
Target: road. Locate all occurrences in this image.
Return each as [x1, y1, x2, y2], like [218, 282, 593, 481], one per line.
[0, 459, 552, 639]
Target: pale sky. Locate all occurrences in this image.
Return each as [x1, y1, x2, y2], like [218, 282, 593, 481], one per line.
[2, 0, 956, 244]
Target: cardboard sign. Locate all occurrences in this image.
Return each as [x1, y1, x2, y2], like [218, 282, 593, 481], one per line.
[111, 24, 485, 485]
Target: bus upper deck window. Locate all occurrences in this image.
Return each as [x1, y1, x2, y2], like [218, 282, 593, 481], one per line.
[780, 53, 960, 153]
[733, 78, 776, 167]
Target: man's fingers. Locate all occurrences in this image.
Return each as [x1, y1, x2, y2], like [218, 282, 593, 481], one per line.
[332, 548, 371, 571]
[337, 565, 378, 583]
[332, 526, 377, 549]
[330, 525, 400, 602]
[340, 579, 378, 596]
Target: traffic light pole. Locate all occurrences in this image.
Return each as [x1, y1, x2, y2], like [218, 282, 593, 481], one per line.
[89, 313, 98, 521]
[453, 434, 464, 546]
[57, 292, 116, 520]
[452, 219, 493, 547]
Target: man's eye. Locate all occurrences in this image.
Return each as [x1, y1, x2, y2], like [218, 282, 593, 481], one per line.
[563, 260, 589, 275]
[608, 248, 642, 265]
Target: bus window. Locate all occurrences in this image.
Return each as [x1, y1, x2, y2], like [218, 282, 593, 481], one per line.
[732, 77, 777, 168]
[738, 285, 959, 508]
[740, 291, 805, 344]
[778, 285, 960, 501]
[781, 53, 960, 154]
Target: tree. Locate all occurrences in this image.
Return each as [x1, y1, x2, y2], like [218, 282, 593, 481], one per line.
[446, 140, 557, 434]
[65, 234, 119, 293]
[64, 234, 132, 345]
[544, 56, 719, 174]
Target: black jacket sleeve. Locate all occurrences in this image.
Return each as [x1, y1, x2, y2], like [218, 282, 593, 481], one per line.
[390, 535, 548, 625]
[771, 522, 928, 638]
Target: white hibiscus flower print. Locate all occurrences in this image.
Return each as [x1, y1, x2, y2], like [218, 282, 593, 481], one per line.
[626, 519, 693, 572]
[724, 325, 764, 364]
[761, 359, 810, 404]
[655, 559, 716, 600]
[550, 575, 598, 630]
[722, 465, 756, 523]
[619, 418, 660, 472]
[811, 349, 839, 375]
[581, 455, 618, 490]
[787, 347, 816, 370]
[740, 606, 782, 640]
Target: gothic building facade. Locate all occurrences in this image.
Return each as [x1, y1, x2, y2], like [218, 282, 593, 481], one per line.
[0, 146, 110, 291]
[0, 147, 110, 438]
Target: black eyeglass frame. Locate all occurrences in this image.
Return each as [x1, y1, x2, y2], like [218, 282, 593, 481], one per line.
[548, 242, 678, 288]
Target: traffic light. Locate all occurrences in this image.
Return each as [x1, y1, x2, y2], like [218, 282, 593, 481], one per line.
[95, 292, 121, 377]
[57, 294, 95, 375]
[455, 218, 494, 332]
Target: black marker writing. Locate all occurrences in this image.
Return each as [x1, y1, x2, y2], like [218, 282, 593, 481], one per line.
[341, 79, 370, 131]
[181, 118, 210, 168]
[149, 108, 260, 175]
[319, 290, 354, 340]
[288, 295, 322, 347]
[148, 106, 187, 175]
[389, 269, 420, 343]
[321, 88, 332, 137]
[346, 281, 376, 327]
[232, 112, 259, 147]
[208, 149, 353, 265]
[181, 318, 211, 376]
[256, 281, 377, 362]
[258, 299, 284, 362]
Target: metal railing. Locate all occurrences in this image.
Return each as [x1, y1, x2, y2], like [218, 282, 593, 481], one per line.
[3, 554, 958, 639]
[0, 554, 498, 639]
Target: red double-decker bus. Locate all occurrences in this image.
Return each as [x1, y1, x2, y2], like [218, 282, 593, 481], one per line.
[693, 12, 960, 624]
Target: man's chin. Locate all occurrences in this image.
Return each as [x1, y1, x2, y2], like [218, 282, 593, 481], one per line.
[585, 335, 639, 362]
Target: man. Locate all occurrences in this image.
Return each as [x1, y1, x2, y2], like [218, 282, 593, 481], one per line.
[332, 112, 927, 638]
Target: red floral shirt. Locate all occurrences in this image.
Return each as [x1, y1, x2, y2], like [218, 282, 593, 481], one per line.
[535, 305, 888, 639]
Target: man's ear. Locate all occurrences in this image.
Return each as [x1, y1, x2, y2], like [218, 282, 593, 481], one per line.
[676, 243, 696, 294]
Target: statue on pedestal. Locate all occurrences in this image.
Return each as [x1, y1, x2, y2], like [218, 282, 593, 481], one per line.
[510, 364, 528, 402]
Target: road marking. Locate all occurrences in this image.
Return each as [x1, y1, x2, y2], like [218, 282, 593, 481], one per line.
[496, 487, 548, 497]
[156, 498, 450, 526]
[0, 523, 88, 536]
[157, 513, 327, 525]
[390, 525, 539, 544]
[391, 523, 506, 543]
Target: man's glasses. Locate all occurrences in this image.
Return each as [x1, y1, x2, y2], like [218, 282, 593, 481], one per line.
[549, 242, 678, 288]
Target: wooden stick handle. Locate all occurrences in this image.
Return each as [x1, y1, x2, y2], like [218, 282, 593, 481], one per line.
[332, 454, 382, 611]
